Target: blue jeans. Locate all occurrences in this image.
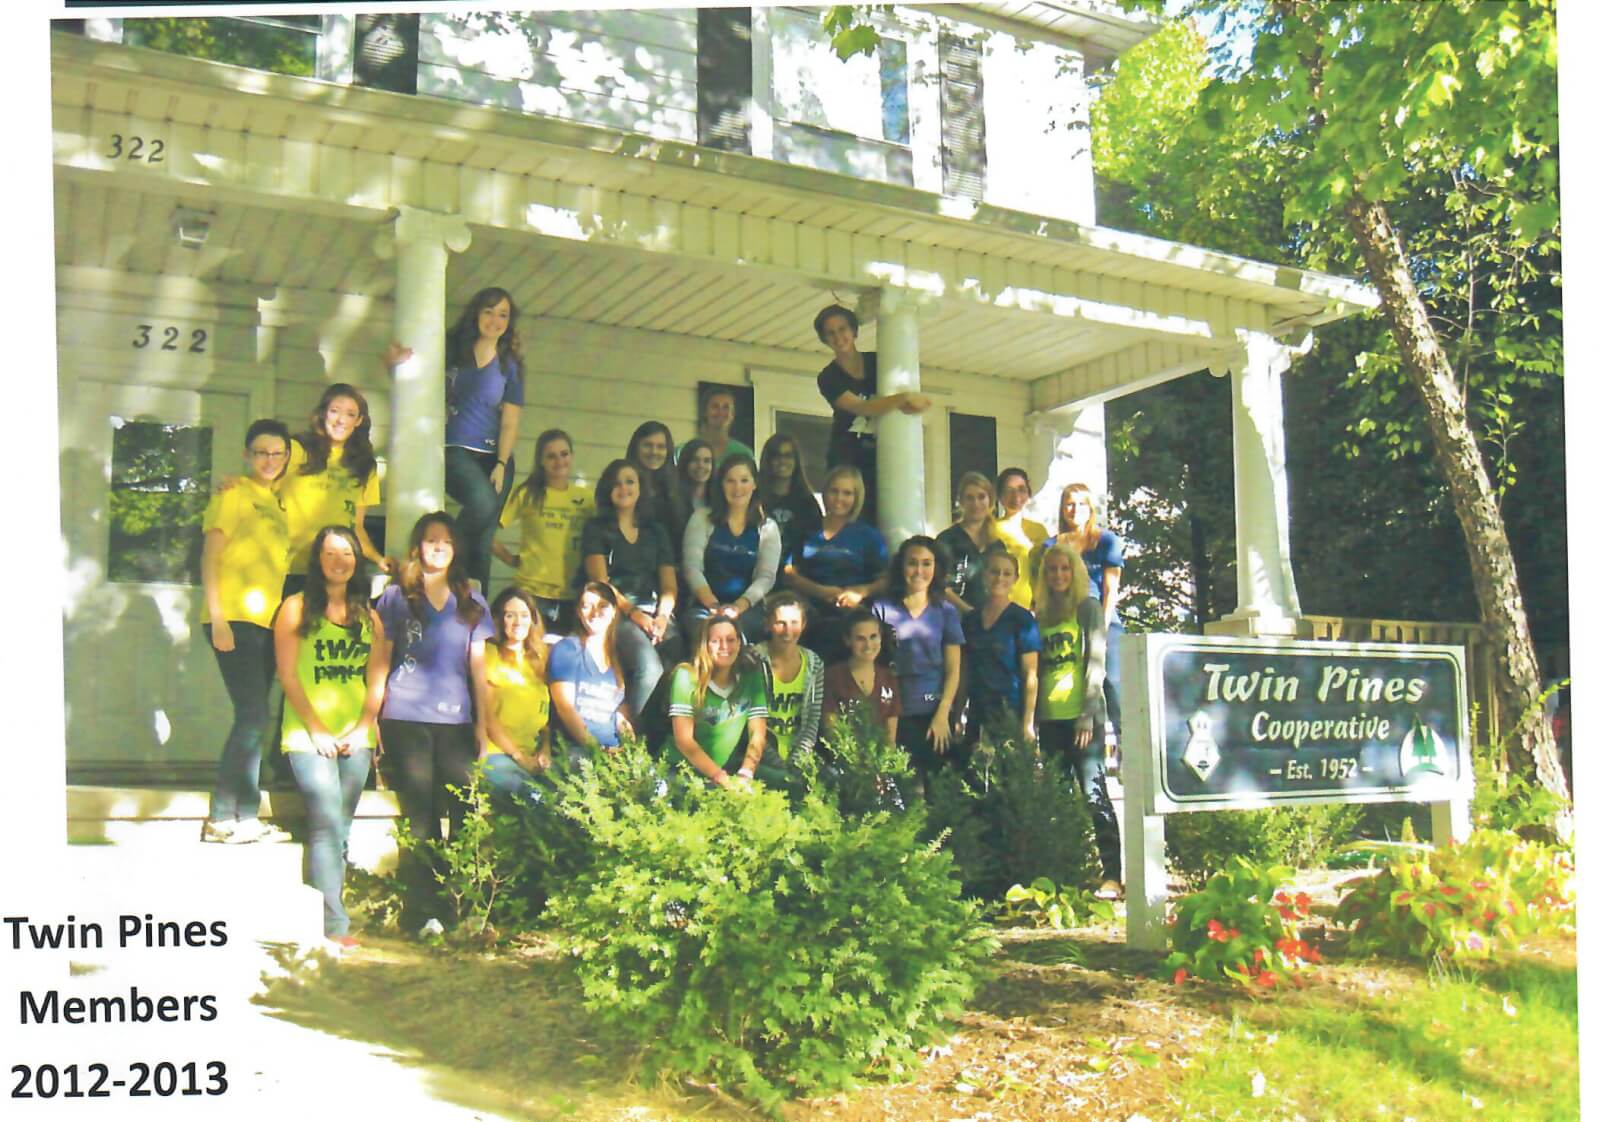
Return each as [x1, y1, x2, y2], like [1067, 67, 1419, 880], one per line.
[445, 445, 514, 595]
[287, 748, 373, 937]
[480, 753, 550, 808]
[1104, 617, 1124, 733]
[206, 622, 275, 823]
[1039, 719, 1121, 882]
[614, 614, 683, 728]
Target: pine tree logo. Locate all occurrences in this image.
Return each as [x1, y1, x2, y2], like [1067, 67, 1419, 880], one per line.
[1399, 715, 1448, 779]
[1183, 711, 1221, 783]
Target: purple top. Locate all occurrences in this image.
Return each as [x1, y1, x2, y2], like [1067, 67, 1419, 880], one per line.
[870, 597, 965, 716]
[445, 353, 524, 453]
[375, 584, 494, 724]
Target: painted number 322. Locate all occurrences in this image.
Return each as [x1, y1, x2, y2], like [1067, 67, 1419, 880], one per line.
[133, 325, 208, 353]
[106, 134, 165, 162]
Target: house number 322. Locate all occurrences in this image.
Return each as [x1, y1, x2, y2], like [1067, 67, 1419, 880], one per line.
[106, 134, 166, 163]
[132, 325, 208, 353]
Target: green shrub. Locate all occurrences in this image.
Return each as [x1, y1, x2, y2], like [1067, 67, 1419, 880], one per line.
[1333, 828, 1575, 962]
[924, 730, 1099, 899]
[1165, 802, 1366, 883]
[997, 877, 1114, 930]
[810, 706, 916, 816]
[545, 784, 996, 1113]
[1164, 854, 1320, 990]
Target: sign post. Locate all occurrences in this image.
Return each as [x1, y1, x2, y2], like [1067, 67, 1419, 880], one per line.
[1123, 634, 1473, 951]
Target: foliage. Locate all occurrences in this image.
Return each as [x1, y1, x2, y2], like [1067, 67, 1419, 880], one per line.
[924, 724, 1098, 900]
[121, 16, 319, 76]
[1333, 827, 1574, 962]
[545, 784, 996, 1113]
[810, 706, 915, 817]
[996, 877, 1113, 930]
[1164, 801, 1365, 884]
[1165, 855, 1321, 989]
[820, 6, 889, 62]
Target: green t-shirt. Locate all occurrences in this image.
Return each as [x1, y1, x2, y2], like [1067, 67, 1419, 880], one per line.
[281, 610, 375, 753]
[1038, 615, 1087, 722]
[765, 660, 806, 761]
[667, 665, 769, 768]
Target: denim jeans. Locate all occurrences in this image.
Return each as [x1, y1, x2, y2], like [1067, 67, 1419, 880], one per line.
[1039, 719, 1121, 882]
[286, 748, 372, 938]
[206, 622, 276, 823]
[444, 445, 514, 595]
[480, 752, 550, 809]
[614, 614, 683, 730]
[1104, 617, 1124, 734]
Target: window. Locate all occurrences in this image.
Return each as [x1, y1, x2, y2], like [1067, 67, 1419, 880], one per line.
[878, 37, 910, 146]
[106, 418, 212, 585]
[939, 31, 986, 200]
[122, 15, 321, 77]
[773, 410, 833, 499]
[947, 413, 998, 515]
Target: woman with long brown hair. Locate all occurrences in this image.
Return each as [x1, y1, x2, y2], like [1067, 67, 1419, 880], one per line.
[495, 428, 594, 630]
[548, 581, 635, 757]
[278, 383, 388, 585]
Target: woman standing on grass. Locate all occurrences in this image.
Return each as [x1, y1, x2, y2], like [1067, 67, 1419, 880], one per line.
[495, 428, 593, 632]
[961, 545, 1041, 748]
[478, 587, 553, 808]
[200, 419, 295, 846]
[386, 286, 526, 593]
[274, 525, 388, 948]
[1033, 540, 1119, 901]
[374, 513, 495, 847]
[1035, 483, 1125, 745]
[870, 535, 963, 795]
[548, 581, 635, 757]
[278, 384, 389, 587]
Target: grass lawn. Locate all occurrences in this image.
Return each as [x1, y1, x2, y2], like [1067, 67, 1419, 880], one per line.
[255, 919, 1576, 1120]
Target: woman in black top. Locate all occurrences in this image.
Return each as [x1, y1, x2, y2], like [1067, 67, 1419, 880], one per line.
[758, 433, 823, 569]
[935, 471, 1001, 613]
[581, 459, 682, 731]
[625, 421, 685, 541]
[812, 304, 931, 527]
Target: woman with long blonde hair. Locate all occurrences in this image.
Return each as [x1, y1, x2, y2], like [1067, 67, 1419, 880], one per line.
[667, 616, 791, 790]
[1033, 540, 1120, 900]
[479, 587, 554, 807]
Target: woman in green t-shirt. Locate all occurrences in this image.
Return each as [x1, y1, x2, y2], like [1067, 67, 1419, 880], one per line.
[667, 617, 782, 789]
[1033, 540, 1119, 900]
[274, 525, 390, 947]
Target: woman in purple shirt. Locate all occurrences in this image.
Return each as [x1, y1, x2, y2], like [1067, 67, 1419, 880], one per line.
[387, 287, 526, 592]
[374, 512, 494, 843]
[870, 535, 964, 796]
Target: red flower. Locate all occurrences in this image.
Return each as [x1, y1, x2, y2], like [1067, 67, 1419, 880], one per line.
[1395, 891, 1413, 905]
[1257, 970, 1278, 988]
[1308, 946, 1323, 964]
[1440, 885, 1460, 896]
[1276, 906, 1296, 920]
[1254, 947, 1266, 966]
[1207, 918, 1224, 937]
[1425, 903, 1438, 918]
[1173, 967, 1189, 986]
[1295, 892, 1312, 912]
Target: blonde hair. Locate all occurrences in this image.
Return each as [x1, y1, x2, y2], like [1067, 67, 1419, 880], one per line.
[1059, 482, 1099, 537]
[1034, 541, 1091, 626]
[681, 617, 759, 708]
[821, 464, 866, 521]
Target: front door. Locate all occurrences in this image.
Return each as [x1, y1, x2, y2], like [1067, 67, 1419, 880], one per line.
[61, 381, 251, 783]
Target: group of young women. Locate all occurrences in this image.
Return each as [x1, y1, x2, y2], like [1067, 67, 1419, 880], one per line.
[196, 291, 1129, 946]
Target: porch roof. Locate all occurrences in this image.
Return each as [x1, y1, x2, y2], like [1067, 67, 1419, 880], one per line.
[53, 32, 1378, 407]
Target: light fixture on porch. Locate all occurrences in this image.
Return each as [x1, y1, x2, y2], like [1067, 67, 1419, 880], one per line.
[170, 206, 213, 251]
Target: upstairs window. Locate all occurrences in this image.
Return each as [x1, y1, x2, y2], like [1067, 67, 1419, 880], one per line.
[121, 15, 322, 77]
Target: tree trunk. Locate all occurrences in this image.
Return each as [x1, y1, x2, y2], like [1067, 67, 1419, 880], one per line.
[1343, 195, 1569, 803]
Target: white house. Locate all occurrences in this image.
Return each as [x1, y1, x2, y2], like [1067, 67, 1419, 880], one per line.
[51, 7, 1377, 784]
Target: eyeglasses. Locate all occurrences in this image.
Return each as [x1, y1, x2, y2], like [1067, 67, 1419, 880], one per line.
[250, 449, 289, 460]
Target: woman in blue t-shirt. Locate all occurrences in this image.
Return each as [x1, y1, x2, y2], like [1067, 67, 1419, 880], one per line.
[681, 453, 782, 644]
[961, 543, 1041, 749]
[869, 535, 964, 797]
[784, 464, 889, 660]
[548, 581, 635, 757]
[386, 286, 526, 593]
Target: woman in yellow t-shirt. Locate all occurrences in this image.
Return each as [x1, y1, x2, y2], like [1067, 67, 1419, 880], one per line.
[478, 587, 554, 808]
[274, 525, 391, 947]
[494, 428, 593, 630]
[200, 418, 294, 846]
[278, 383, 389, 589]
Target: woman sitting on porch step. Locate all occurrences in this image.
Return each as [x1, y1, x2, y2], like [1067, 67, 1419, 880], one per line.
[812, 302, 932, 527]
[274, 524, 389, 949]
[667, 616, 793, 792]
[783, 464, 889, 662]
[1033, 540, 1121, 902]
[478, 586, 554, 809]
[757, 433, 823, 569]
[676, 437, 716, 532]
[385, 285, 526, 595]
[681, 453, 782, 645]
[626, 421, 688, 550]
[494, 429, 594, 634]
[548, 582, 636, 757]
[582, 458, 682, 738]
[869, 535, 964, 796]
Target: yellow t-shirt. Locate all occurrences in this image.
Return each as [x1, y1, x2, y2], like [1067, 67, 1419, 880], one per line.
[484, 644, 551, 754]
[279, 440, 382, 571]
[995, 514, 1047, 609]
[499, 482, 594, 600]
[201, 477, 290, 627]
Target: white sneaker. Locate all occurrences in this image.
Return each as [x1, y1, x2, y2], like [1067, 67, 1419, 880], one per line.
[225, 818, 292, 845]
[419, 918, 445, 938]
[200, 820, 235, 843]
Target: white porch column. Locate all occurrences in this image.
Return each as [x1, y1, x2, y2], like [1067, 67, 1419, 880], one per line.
[1026, 403, 1108, 532]
[875, 286, 930, 548]
[1208, 334, 1307, 636]
[374, 207, 472, 541]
